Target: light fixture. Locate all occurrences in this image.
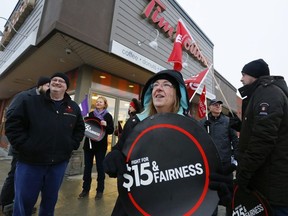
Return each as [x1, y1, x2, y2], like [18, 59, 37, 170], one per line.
[99, 75, 106, 79]
[0, 16, 28, 38]
[0, 41, 14, 51]
[182, 52, 189, 68]
[137, 29, 159, 50]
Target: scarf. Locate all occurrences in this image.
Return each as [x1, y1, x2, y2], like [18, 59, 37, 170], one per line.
[93, 109, 108, 120]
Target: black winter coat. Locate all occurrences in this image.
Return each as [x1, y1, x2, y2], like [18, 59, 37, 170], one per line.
[237, 76, 288, 206]
[6, 87, 39, 156]
[5, 91, 85, 165]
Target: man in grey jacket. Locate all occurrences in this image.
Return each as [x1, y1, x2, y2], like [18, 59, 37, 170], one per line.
[199, 99, 239, 216]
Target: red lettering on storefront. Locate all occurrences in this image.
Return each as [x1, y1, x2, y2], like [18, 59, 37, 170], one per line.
[142, 0, 208, 67]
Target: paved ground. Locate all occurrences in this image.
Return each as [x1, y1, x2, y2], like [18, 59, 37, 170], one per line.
[0, 156, 226, 216]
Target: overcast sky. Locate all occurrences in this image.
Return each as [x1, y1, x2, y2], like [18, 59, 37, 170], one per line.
[176, 0, 288, 90]
[1, 0, 288, 90]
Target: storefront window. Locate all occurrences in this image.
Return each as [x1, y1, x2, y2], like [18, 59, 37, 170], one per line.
[91, 70, 140, 99]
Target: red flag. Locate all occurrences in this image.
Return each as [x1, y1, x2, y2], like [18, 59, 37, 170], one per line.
[185, 68, 209, 101]
[198, 85, 207, 118]
[168, 19, 193, 71]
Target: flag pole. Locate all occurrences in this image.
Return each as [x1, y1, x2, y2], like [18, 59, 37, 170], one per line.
[189, 64, 213, 103]
[204, 90, 210, 134]
[211, 72, 234, 115]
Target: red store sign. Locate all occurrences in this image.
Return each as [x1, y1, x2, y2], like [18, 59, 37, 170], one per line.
[141, 0, 208, 67]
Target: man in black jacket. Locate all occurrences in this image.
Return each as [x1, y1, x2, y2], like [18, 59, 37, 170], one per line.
[237, 59, 288, 216]
[5, 72, 85, 216]
[0, 76, 50, 216]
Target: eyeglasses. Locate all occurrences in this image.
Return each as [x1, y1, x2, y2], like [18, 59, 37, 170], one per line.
[51, 78, 66, 84]
[151, 82, 174, 90]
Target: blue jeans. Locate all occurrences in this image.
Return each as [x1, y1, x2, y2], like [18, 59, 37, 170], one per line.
[271, 205, 288, 216]
[82, 149, 106, 193]
[13, 161, 68, 216]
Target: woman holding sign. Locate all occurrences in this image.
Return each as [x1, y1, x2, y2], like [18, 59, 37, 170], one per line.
[104, 70, 233, 216]
[79, 96, 114, 199]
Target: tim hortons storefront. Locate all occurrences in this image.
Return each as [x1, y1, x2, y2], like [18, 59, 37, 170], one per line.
[0, 0, 238, 174]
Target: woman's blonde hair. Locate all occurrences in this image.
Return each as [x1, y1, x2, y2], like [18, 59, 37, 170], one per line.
[96, 96, 108, 109]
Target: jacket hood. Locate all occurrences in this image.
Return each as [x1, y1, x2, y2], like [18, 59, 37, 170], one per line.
[140, 70, 189, 116]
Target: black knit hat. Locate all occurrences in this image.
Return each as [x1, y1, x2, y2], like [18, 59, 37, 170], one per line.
[37, 76, 50, 87]
[241, 59, 270, 78]
[50, 72, 70, 89]
[130, 98, 143, 113]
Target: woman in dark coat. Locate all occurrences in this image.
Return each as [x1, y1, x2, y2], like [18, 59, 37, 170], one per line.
[79, 96, 114, 199]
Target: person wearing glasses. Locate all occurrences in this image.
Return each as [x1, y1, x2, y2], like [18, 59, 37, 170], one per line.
[5, 72, 85, 216]
[199, 99, 239, 216]
[103, 69, 233, 216]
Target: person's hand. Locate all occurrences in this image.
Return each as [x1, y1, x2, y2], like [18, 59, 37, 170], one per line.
[209, 164, 236, 207]
[103, 150, 127, 178]
[209, 174, 232, 206]
[101, 120, 107, 126]
[235, 173, 251, 194]
[204, 120, 211, 127]
[228, 112, 242, 132]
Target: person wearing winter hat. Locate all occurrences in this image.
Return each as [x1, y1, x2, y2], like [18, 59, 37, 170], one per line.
[1, 76, 50, 215]
[37, 76, 50, 87]
[5, 71, 85, 215]
[128, 98, 142, 117]
[114, 98, 143, 137]
[241, 58, 270, 79]
[199, 97, 239, 216]
[50, 72, 70, 90]
[237, 59, 288, 216]
[103, 69, 233, 216]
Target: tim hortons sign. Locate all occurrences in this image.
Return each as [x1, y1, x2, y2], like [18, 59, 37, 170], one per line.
[141, 0, 208, 67]
[0, 0, 36, 51]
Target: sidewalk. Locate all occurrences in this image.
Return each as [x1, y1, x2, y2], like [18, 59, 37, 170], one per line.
[0, 157, 226, 216]
[0, 158, 118, 216]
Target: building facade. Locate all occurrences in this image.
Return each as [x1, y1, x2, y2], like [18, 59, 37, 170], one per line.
[0, 0, 239, 157]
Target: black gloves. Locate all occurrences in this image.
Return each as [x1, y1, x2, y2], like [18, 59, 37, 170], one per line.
[204, 120, 211, 127]
[209, 164, 237, 207]
[235, 171, 252, 194]
[228, 112, 242, 132]
[103, 150, 127, 178]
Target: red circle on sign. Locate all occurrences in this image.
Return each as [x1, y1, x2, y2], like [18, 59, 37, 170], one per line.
[126, 124, 209, 216]
[84, 117, 105, 141]
[119, 113, 220, 216]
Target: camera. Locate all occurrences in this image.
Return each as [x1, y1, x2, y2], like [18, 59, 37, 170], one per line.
[65, 48, 72, 55]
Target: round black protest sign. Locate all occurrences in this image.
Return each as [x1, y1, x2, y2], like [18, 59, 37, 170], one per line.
[84, 117, 106, 141]
[232, 184, 273, 216]
[119, 113, 221, 216]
